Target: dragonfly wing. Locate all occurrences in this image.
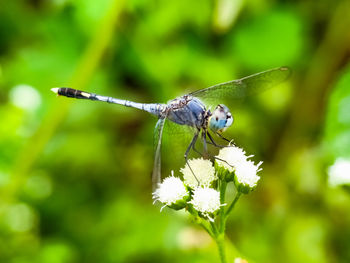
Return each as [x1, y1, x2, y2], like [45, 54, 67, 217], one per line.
[162, 119, 198, 163]
[189, 67, 291, 102]
[152, 117, 166, 191]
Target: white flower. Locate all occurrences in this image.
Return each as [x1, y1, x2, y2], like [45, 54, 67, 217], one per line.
[189, 187, 222, 221]
[328, 158, 350, 187]
[180, 158, 217, 188]
[234, 258, 248, 263]
[216, 145, 249, 172]
[10, 84, 41, 111]
[235, 160, 262, 189]
[216, 145, 262, 191]
[153, 172, 189, 208]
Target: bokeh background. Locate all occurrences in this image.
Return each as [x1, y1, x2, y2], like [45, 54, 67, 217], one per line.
[1, 0, 350, 262]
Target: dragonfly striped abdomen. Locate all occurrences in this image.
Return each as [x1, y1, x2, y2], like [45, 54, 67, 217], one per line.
[53, 87, 166, 117]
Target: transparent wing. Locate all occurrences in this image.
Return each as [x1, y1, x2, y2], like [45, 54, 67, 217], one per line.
[152, 117, 166, 191]
[162, 120, 198, 162]
[152, 117, 199, 190]
[189, 67, 291, 102]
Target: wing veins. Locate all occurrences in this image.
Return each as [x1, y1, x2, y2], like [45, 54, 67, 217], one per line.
[189, 67, 291, 100]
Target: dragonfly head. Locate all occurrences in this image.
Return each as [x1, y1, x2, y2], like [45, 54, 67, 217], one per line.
[209, 104, 233, 133]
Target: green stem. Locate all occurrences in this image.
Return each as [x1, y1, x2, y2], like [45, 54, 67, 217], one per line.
[215, 235, 227, 263]
[219, 181, 227, 233]
[209, 219, 227, 263]
[213, 180, 229, 262]
[225, 192, 241, 217]
[199, 221, 214, 238]
[210, 220, 218, 236]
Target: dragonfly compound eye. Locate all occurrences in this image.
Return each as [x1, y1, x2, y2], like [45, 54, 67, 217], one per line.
[209, 104, 232, 133]
[225, 112, 233, 128]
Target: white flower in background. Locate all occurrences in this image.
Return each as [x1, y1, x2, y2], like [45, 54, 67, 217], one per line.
[189, 187, 222, 221]
[234, 258, 248, 263]
[180, 158, 217, 188]
[10, 84, 41, 111]
[177, 226, 211, 250]
[153, 172, 189, 208]
[235, 160, 262, 189]
[328, 158, 350, 187]
[216, 145, 249, 172]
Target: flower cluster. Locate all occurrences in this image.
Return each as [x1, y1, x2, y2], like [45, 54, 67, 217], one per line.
[153, 143, 262, 220]
[154, 158, 220, 221]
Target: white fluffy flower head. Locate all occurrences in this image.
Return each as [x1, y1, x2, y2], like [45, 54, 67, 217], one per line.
[216, 144, 262, 191]
[189, 187, 221, 221]
[216, 145, 249, 172]
[180, 158, 217, 188]
[153, 172, 188, 206]
[328, 158, 350, 187]
[235, 160, 262, 188]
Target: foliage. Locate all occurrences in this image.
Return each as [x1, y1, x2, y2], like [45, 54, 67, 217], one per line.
[0, 0, 350, 262]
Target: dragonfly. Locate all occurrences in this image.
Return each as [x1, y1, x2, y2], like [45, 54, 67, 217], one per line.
[51, 67, 291, 190]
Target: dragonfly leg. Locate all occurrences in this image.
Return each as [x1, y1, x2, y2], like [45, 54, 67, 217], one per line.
[191, 133, 235, 170]
[192, 146, 202, 156]
[184, 132, 200, 185]
[215, 132, 232, 143]
[203, 132, 235, 168]
[191, 131, 208, 157]
[201, 131, 209, 158]
[207, 132, 226, 148]
[211, 154, 234, 169]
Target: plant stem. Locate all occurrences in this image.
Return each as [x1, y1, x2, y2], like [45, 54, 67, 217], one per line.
[210, 220, 218, 236]
[219, 180, 227, 233]
[225, 192, 241, 217]
[199, 221, 214, 238]
[215, 235, 227, 263]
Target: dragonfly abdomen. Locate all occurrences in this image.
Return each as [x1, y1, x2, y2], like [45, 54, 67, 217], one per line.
[51, 87, 165, 116]
[124, 101, 166, 116]
[54, 87, 97, 100]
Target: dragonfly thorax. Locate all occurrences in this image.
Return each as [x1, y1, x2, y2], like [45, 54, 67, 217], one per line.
[166, 96, 207, 129]
[208, 104, 233, 133]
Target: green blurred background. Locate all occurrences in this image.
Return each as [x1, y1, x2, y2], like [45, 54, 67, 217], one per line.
[1, 0, 350, 262]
